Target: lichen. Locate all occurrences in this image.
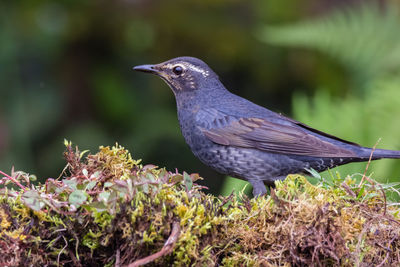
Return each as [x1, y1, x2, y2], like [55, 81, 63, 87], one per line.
[0, 143, 399, 266]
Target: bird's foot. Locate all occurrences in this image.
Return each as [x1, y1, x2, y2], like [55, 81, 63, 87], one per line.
[249, 179, 268, 197]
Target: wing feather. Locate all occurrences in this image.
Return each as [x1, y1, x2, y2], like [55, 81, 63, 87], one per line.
[200, 115, 356, 157]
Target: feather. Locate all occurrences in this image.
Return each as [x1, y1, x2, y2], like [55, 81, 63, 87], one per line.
[200, 113, 357, 158]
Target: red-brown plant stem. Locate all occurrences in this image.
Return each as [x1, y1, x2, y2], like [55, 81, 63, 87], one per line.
[0, 170, 28, 191]
[126, 221, 181, 267]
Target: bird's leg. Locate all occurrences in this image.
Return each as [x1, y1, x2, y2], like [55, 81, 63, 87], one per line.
[249, 179, 268, 197]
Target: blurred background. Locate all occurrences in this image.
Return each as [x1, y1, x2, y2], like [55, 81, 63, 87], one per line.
[1, 0, 400, 196]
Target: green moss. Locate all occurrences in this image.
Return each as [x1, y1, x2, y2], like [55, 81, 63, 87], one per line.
[0, 143, 399, 266]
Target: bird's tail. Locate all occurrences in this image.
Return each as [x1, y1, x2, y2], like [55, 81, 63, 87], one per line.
[362, 148, 400, 159]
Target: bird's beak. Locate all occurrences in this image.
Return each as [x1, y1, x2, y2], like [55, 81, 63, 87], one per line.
[133, 64, 159, 75]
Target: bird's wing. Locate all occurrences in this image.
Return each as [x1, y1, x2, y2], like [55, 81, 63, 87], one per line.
[198, 111, 357, 158]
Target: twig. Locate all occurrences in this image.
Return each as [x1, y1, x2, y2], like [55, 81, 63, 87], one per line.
[57, 163, 70, 180]
[377, 183, 387, 215]
[68, 249, 82, 267]
[0, 170, 28, 191]
[58, 235, 68, 267]
[115, 248, 121, 267]
[376, 236, 397, 267]
[71, 231, 80, 262]
[359, 138, 381, 188]
[126, 221, 181, 267]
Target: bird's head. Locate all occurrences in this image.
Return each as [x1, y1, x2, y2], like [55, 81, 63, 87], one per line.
[133, 57, 221, 95]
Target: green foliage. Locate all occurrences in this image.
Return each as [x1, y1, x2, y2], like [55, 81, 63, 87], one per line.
[293, 78, 400, 182]
[258, 2, 400, 184]
[262, 2, 400, 84]
[0, 144, 224, 266]
[1, 144, 400, 265]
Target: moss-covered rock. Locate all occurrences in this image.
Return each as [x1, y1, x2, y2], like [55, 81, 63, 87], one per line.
[0, 143, 399, 266]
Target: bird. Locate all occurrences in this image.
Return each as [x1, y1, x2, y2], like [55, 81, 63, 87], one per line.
[133, 56, 400, 196]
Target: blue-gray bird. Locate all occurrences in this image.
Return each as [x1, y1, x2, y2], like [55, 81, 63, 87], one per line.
[134, 57, 400, 196]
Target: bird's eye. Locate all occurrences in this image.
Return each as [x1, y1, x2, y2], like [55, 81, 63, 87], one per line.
[172, 66, 183, 75]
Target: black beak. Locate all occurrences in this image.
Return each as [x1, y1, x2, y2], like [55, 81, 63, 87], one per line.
[133, 64, 159, 74]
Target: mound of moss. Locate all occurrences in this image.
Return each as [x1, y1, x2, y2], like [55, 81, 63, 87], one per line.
[0, 143, 399, 266]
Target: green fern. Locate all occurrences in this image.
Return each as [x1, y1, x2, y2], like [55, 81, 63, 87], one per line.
[258, 2, 400, 183]
[292, 77, 400, 183]
[260, 2, 400, 83]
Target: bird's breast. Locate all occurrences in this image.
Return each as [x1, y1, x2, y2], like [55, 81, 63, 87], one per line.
[177, 109, 212, 150]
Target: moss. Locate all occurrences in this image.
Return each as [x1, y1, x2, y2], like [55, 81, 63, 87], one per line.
[0, 143, 399, 266]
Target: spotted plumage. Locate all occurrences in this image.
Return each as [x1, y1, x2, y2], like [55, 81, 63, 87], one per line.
[134, 56, 400, 196]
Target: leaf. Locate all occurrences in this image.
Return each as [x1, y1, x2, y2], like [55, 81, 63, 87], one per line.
[98, 191, 111, 202]
[64, 139, 71, 147]
[107, 191, 119, 214]
[170, 174, 183, 183]
[69, 190, 87, 207]
[304, 168, 322, 179]
[82, 169, 88, 178]
[183, 172, 193, 191]
[357, 186, 365, 200]
[112, 180, 128, 195]
[29, 174, 37, 182]
[104, 182, 113, 188]
[85, 181, 97, 191]
[80, 150, 90, 159]
[190, 173, 202, 182]
[90, 171, 101, 180]
[22, 190, 45, 211]
[142, 164, 158, 171]
[146, 173, 156, 182]
[83, 201, 107, 212]
[63, 179, 77, 190]
[142, 183, 149, 194]
[46, 179, 59, 194]
[362, 192, 379, 201]
[126, 178, 133, 196]
[378, 182, 400, 189]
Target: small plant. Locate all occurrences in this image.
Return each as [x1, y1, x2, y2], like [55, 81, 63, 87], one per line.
[1, 142, 399, 266]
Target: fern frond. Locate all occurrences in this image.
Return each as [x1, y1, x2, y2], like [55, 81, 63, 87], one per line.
[292, 76, 400, 182]
[260, 2, 400, 81]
